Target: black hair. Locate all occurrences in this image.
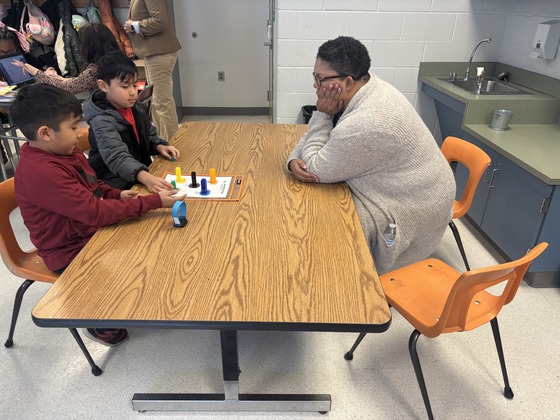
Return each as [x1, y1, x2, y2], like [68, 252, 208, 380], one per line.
[96, 51, 138, 85]
[317, 36, 371, 80]
[79, 23, 121, 68]
[10, 84, 82, 140]
[0, 27, 21, 55]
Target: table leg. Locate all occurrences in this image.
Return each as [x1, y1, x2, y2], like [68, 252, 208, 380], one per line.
[131, 330, 331, 413]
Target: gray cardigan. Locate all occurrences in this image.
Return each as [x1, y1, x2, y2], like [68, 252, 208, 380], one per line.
[288, 75, 456, 274]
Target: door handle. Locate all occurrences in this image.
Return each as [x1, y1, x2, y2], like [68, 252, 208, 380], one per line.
[264, 23, 272, 47]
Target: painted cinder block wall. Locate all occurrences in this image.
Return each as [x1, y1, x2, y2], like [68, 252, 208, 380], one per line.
[274, 0, 560, 136]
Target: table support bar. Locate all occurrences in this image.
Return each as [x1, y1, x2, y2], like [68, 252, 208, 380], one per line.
[132, 393, 331, 412]
[131, 330, 331, 413]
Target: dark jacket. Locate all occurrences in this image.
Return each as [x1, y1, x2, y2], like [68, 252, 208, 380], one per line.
[83, 89, 168, 189]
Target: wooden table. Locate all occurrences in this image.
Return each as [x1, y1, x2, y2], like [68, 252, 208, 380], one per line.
[32, 122, 391, 413]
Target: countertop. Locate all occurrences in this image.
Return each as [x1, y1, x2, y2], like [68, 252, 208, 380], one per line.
[419, 75, 560, 185]
[464, 124, 560, 185]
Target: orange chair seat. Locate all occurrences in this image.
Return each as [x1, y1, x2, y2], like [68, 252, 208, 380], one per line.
[6, 251, 58, 284]
[380, 257, 538, 338]
[381, 259, 460, 337]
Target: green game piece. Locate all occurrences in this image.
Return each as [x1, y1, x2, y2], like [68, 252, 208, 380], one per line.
[171, 156, 176, 162]
[171, 180, 176, 188]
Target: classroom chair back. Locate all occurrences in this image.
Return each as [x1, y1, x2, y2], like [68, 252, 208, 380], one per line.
[440, 136, 491, 270]
[0, 177, 102, 375]
[345, 242, 548, 420]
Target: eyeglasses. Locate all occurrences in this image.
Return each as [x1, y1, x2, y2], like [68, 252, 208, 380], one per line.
[312, 72, 348, 86]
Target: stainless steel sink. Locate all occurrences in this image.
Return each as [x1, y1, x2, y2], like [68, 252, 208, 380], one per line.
[438, 77, 533, 95]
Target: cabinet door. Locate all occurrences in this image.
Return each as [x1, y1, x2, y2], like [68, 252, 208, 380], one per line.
[481, 156, 552, 259]
[456, 134, 499, 226]
[531, 186, 560, 272]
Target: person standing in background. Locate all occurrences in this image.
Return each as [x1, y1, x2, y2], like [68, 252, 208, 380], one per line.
[124, 0, 181, 142]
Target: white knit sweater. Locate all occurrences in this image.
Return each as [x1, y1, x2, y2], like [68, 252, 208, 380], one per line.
[288, 75, 456, 274]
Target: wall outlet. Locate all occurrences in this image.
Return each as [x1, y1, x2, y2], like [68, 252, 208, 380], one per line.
[218, 71, 225, 82]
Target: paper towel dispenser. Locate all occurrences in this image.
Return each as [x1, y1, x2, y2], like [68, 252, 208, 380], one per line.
[531, 20, 560, 59]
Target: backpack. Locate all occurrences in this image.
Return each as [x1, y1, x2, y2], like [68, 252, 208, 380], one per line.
[85, 0, 102, 24]
[0, 21, 30, 52]
[20, 0, 55, 45]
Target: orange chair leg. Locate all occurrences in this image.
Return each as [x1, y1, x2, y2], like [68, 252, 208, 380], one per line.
[5, 279, 35, 348]
[4, 279, 103, 377]
[449, 220, 471, 271]
[409, 329, 434, 420]
[490, 318, 514, 399]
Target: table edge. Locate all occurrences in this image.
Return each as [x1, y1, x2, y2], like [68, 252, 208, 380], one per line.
[32, 315, 393, 334]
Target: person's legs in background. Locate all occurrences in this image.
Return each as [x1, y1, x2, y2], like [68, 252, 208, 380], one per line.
[143, 52, 179, 142]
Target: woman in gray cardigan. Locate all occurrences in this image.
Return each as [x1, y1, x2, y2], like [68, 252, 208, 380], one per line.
[287, 36, 455, 274]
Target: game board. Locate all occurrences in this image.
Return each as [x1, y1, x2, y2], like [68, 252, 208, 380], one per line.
[162, 171, 244, 201]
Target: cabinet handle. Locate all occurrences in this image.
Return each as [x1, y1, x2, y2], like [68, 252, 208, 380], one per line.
[489, 168, 499, 188]
[483, 164, 494, 183]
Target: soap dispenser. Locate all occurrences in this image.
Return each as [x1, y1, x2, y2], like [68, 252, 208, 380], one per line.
[531, 20, 560, 59]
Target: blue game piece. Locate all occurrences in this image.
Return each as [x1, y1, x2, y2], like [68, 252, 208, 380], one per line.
[200, 178, 211, 196]
[172, 201, 188, 228]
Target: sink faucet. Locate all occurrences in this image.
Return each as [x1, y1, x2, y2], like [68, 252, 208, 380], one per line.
[464, 38, 491, 80]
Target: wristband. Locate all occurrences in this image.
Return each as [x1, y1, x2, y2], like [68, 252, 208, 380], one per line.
[171, 201, 188, 228]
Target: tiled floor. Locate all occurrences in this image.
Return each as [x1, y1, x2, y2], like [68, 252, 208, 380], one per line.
[1, 116, 559, 419]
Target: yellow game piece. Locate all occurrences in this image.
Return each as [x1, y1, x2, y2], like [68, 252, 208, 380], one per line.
[209, 168, 217, 184]
[175, 167, 184, 183]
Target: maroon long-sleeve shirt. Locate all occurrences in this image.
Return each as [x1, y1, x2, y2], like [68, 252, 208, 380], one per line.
[15, 142, 162, 271]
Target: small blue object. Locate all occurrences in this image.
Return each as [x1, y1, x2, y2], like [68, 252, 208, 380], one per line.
[172, 201, 188, 228]
[200, 178, 210, 196]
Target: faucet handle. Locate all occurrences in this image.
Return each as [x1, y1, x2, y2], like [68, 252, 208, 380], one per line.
[449, 72, 457, 81]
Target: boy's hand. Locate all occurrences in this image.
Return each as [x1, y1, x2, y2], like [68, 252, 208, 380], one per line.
[289, 159, 319, 183]
[156, 145, 180, 161]
[158, 189, 186, 207]
[120, 190, 139, 200]
[316, 83, 344, 116]
[137, 170, 174, 192]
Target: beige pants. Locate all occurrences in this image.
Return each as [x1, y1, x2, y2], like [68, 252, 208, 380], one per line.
[143, 52, 179, 142]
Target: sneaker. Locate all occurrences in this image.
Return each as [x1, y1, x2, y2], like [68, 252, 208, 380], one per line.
[84, 328, 128, 347]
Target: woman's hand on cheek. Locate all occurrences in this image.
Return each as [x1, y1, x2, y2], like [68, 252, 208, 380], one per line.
[316, 83, 344, 116]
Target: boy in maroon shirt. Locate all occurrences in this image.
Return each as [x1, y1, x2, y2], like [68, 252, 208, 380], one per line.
[11, 84, 185, 346]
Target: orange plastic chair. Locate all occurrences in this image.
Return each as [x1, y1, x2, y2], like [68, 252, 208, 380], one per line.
[0, 178, 102, 376]
[345, 242, 548, 420]
[441, 136, 491, 270]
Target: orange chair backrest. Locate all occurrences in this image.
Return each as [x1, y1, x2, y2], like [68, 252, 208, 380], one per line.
[436, 243, 548, 336]
[76, 127, 90, 153]
[0, 178, 57, 283]
[441, 136, 491, 219]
